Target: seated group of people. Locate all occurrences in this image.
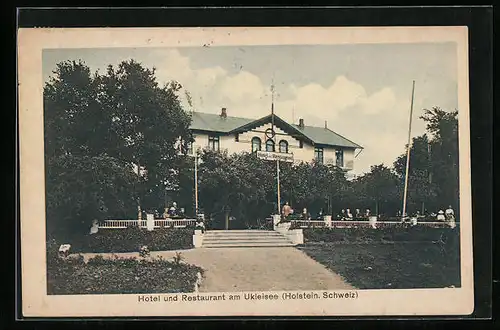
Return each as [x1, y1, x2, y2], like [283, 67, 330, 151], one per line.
[397, 205, 455, 222]
[338, 208, 371, 220]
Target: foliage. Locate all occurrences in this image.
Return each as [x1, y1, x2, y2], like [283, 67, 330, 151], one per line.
[46, 240, 203, 295]
[45, 154, 137, 240]
[303, 226, 459, 244]
[172, 252, 184, 266]
[393, 107, 459, 214]
[352, 164, 401, 216]
[70, 227, 194, 253]
[44, 60, 192, 239]
[139, 245, 151, 258]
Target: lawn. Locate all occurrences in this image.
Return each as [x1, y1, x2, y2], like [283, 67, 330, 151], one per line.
[298, 227, 461, 289]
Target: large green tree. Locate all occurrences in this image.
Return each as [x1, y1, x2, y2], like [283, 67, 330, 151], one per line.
[44, 59, 192, 238]
[394, 134, 437, 214]
[393, 107, 458, 214]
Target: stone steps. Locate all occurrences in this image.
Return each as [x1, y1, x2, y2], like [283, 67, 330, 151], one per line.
[201, 230, 294, 248]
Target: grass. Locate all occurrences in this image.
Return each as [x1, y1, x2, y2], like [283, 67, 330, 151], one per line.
[299, 228, 460, 289]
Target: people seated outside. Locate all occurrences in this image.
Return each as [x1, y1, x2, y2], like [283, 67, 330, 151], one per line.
[436, 210, 446, 221]
[445, 205, 455, 221]
[316, 209, 324, 219]
[195, 214, 206, 233]
[365, 209, 371, 218]
[346, 208, 353, 220]
[355, 209, 361, 219]
[339, 209, 346, 220]
[302, 208, 311, 220]
[167, 202, 178, 217]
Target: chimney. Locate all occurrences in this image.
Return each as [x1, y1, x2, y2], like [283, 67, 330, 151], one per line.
[325, 120, 328, 129]
[298, 118, 304, 128]
[220, 107, 227, 118]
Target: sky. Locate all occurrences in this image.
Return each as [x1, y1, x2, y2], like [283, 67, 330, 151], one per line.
[43, 42, 458, 175]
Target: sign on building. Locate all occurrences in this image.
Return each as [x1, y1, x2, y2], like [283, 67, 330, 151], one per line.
[256, 151, 294, 163]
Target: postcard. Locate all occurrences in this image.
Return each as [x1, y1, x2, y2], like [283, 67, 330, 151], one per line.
[18, 26, 473, 317]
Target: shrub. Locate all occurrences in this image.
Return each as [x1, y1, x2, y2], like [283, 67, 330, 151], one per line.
[70, 227, 194, 253]
[303, 226, 460, 244]
[46, 239, 204, 295]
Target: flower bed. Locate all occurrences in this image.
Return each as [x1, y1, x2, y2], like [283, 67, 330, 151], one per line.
[46, 239, 203, 295]
[69, 227, 194, 253]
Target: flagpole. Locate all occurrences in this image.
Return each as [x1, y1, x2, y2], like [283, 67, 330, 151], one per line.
[277, 159, 281, 214]
[270, 78, 280, 214]
[194, 150, 198, 215]
[402, 80, 416, 221]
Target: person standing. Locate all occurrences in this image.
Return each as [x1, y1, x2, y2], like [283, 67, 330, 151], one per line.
[282, 202, 292, 219]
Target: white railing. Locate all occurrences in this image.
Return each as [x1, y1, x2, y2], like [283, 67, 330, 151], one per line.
[98, 220, 147, 229]
[154, 219, 197, 228]
[290, 219, 456, 229]
[99, 219, 197, 229]
[290, 220, 326, 228]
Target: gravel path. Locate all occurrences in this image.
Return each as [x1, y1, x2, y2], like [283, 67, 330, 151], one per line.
[76, 247, 353, 292]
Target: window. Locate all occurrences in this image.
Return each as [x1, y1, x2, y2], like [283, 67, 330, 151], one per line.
[279, 140, 288, 153]
[208, 135, 220, 151]
[335, 149, 344, 167]
[251, 137, 261, 152]
[266, 139, 275, 152]
[314, 147, 324, 164]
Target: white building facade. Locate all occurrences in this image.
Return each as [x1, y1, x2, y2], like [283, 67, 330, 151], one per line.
[186, 108, 362, 170]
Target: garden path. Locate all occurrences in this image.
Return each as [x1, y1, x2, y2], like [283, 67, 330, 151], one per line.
[78, 247, 353, 292]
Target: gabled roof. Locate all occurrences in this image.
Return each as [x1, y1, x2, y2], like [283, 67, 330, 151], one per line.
[290, 124, 362, 149]
[189, 112, 363, 149]
[190, 112, 254, 132]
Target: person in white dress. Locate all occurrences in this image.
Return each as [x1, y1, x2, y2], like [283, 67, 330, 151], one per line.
[436, 210, 446, 221]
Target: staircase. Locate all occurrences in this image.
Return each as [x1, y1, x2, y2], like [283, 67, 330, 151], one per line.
[201, 230, 295, 248]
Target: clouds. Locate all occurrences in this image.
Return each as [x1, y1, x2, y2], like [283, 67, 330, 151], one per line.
[43, 44, 457, 174]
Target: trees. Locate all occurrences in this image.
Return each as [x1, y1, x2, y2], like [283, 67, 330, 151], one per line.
[393, 107, 459, 214]
[354, 164, 401, 216]
[420, 107, 459, 213]
[44, 60, 191, 238]
[394, 135, 437, 214]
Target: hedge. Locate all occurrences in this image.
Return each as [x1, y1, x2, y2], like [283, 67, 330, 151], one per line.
[46, 239, 203, 295]
[69, 227, 194, 253]
[302, 226, 460, 244]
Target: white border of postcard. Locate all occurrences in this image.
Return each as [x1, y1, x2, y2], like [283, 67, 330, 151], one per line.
[18, 26, 473, 317]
